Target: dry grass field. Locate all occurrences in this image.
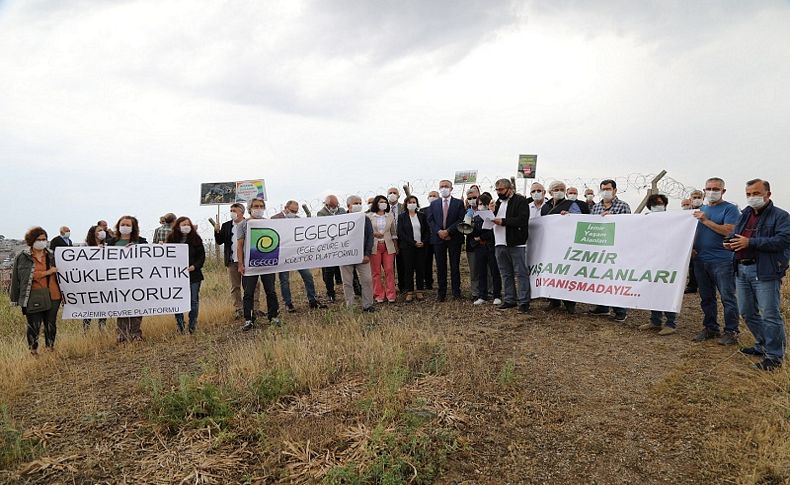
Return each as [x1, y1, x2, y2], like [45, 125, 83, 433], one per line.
[0, 256, 788, 484]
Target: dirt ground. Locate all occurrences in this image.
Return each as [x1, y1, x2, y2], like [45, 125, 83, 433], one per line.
[1, 285, 786, 484]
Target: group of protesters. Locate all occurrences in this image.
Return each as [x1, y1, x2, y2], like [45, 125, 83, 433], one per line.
[8, 176, 790, 371]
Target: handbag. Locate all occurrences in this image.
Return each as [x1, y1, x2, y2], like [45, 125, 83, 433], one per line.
[26, 254, 53, 314]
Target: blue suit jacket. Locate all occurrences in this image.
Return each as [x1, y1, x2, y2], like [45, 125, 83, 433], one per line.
[427, 197, 465, 245]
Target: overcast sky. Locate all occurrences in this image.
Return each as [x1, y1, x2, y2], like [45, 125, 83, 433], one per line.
[1, 0, 788, 240]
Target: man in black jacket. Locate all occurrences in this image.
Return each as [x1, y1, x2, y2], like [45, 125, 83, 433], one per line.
[214, 203, 258, 319]
[50, 226, 73, 250]
[541, 181, 591, 216]
[492, 178, 531, 313]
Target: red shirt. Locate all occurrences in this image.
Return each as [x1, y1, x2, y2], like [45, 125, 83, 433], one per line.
[736, 210, 760, 260]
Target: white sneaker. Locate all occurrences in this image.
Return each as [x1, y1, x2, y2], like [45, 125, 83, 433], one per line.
[493, 298, 502, 305]
[473, 298, 485, 305]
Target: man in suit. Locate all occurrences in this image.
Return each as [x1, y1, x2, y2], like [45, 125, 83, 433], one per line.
[427, 180, 465, 301]
[493, 178, 531, 313]
[50, 226, 73, 250]
[214, 203, 259, 319]
[387, 187, 406, 290]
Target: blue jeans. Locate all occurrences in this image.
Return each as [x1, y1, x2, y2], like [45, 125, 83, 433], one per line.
[693, 259, 739, 334]
[175, 281, 201, 333]
[650, 311, 677, 328]
[278, 269, 318, 306]
[736, 264, 785, 362]
[495, 246, 530, 305]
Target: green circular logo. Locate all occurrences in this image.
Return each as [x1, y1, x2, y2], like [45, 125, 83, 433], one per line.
[255, 228, 280, 253]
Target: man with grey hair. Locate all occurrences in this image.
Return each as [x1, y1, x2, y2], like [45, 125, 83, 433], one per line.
[50, 226, 73, 250]
[271, 200, 327, 312]
[725, 179, 790, 370]
[541, 181, 590, 216]
[528, 182, 546, 220]
[427, 179, 465, 301]
[317, 194, 347, 302]
[339, 195, 375, 312]
[691, 177, 740, 345]
[492, 178, 531, 312]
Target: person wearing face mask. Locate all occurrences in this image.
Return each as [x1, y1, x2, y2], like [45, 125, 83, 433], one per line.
[50, 226, 73, 250]
[528, 183, 546, 220]
[471, 193, 502, 306]
[11, 227, 62, 355]
[153, 213, 176, 244]
[386, 187, 406, 291]
[397, 195, 430, 302]
[236, 197, 281, 331]
[589, 179, 631, 322]
[166, 216, 205, 334]
[366, 196, 375, 213]
[367, 195, 398, 303]
[681, 199, 693, 210]
[464, 186, 483, 301]
[317, 195, 346, 303]
[637, 194, 680, 335]
[689, 190, 704, 209]
[271, 200, 327, 312]
[427, 180, 465, 301]
[82, 225, 109, 332]
[340, 195, 375, 312]
[420, 190, 440, 290]
[112, 215, 147, 342]
[215, 203, 260, 319]
[97, 220, 114, 240]
[584, 188, 596, 209]
[235, 197, 282, 332]
[724, 179, 790, 371]
[541, 181, 591, 216]
[492, 178, 531, 313]
[690, 177, 741, 345]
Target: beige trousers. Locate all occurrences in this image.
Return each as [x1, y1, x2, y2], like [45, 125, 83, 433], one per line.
[340, 263, 374, 310]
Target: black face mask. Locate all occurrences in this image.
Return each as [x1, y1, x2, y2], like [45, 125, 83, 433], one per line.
[497, 192, 509, 201]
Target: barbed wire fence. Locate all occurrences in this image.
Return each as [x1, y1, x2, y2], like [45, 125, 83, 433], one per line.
[133, 171, 698, 258]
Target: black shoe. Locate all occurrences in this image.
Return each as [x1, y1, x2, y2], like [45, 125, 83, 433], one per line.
[309, 301, 328, 309]
[613, 313, 628, 323]
[739, 346, 765, 357]
[692, 328, 720, 342]
[565, 302, 577, 314]
[363, 306, 376, 313]
[684, 287, 697, 294]
[437, 295, 447, 302]
[717, 331, 739, 346]
[588, 308, 610, 316]
[240, 320, 255, 332]
[497, 302, 516, 310]
[547, 301, 561, 310]
[327, 295, 336, 303]
[425, 285, 434, 291]
[518, 304, 530, 313]
[754, 358, 782, 371]
[285, 303, 296, 313]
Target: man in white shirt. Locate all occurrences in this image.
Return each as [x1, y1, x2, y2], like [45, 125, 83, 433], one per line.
[529, 182, 546, 220]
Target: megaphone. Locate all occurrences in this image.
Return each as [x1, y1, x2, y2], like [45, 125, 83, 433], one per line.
[458, 208, 474, 235]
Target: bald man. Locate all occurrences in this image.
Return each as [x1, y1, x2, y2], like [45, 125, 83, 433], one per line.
[50, 226, 73, 250]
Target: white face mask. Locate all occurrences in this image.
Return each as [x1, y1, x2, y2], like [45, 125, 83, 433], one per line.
[439, 187, 451, 198]
[350, 204, 363, 213]
[567, 194, 578, 201]
[428, 196, 438, 204]
[378, 202, 388, 211]
[387, 193, 398, 203]
[705, 190, 722, 203]
[284, 210, 298, 218]
[119, 226, 133, 236]
[231, 210, 243, 220]
[467, 198, 477, 207]
[180, 225, 192, 234]
[691, 198, 703, 208]
[552, 191, 566, 201]
[96, 230, 106, 240]
[600, 190, 614, 201]
[531, 191, 544, 201]
[747, 196, 767, 210]
[326, 205, 338, 214]
[407, 203, 418, 212]
[33, 240, 48, 250]
[585, 194, 594, 202]
[251, 209, 265, 219]
[651, 205, 666, 212]
[62, 232, 71, 239]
